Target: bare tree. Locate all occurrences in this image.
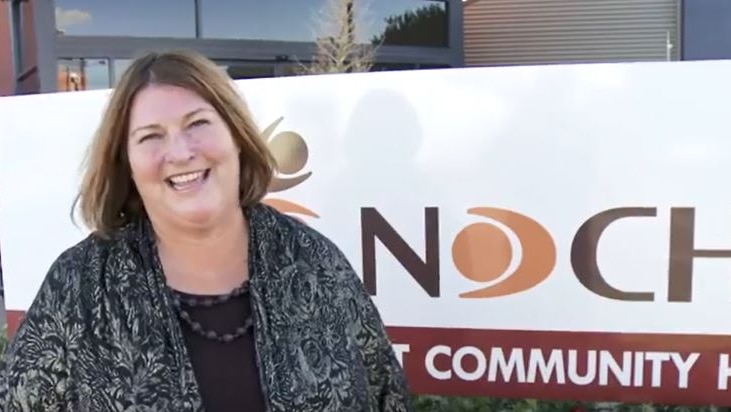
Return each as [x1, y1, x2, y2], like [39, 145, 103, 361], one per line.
[298, 0, 381, 75]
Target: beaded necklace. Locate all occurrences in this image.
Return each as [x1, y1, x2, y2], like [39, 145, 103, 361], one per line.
[170, 280, 253, 343]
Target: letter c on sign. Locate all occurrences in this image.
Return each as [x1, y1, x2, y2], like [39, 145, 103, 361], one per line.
[425, 345, 452, 380]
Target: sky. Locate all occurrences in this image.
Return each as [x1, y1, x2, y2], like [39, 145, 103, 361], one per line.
[54, 0, 445, 43]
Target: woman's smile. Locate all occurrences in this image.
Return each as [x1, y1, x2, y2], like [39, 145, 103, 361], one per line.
[166, 168, 211, 192]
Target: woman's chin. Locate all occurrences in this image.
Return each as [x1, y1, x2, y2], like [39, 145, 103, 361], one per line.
[173, 206, 221, 227]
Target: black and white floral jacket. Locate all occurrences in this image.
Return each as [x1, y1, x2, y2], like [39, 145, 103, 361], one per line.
[0, 203, 412, 411]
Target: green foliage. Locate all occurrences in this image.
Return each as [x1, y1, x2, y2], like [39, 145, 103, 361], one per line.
[0, 324, 6, 355]
[371, 3, 448, 48]
[411, 396, 731, 412]
[412, 395, 584, 412]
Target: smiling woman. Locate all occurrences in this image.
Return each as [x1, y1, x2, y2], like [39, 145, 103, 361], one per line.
[0, 49, 412, 411]
[126, 87, 244, 233]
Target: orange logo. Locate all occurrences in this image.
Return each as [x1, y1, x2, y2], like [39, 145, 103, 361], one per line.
[260, 117, 318, 221]
[451, 207, 557, 298]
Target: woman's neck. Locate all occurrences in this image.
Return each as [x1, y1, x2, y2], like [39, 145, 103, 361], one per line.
[153, 209, 250, 295]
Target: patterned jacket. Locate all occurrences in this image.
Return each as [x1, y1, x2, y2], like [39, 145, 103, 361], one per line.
[0, 203, 412, 411]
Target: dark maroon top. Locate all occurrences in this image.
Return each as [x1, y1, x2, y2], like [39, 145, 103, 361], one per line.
[175, 290, 267, 412]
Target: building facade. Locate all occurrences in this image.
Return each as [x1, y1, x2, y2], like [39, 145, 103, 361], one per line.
[463, 0, 731, 67]
[2, 0, 464, 95]
[4, 0, 731, 97]
[463, 0, 679, 66]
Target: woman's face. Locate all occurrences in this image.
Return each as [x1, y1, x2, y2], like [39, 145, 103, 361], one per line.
[126, 84, 241, 229]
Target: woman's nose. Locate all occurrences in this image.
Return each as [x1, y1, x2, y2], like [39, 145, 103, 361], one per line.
[164, 131, 195, 163]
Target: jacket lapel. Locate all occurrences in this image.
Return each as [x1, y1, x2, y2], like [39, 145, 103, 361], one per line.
[248, 204, 278, 411]
[134, 217, 206, 411]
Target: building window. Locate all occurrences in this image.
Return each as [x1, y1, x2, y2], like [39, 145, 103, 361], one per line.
[54, 0, 195, 38]
[57, 58, 110, 91]
[371, 62, 450, 71]
[111, 60, 283, 85]
[200, 0, 327, 42]
[199, 0, 448, 48]
[279, 63, 307, 77]
[372, 1, 448, 48]
[112, 58, 132, 84]
[217, 62, 276, 80]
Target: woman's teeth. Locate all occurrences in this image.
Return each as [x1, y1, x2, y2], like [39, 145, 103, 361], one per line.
[167, 170, 207, 190]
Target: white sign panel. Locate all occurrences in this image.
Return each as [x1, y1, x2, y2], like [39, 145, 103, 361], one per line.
[3, 61, 731, 405]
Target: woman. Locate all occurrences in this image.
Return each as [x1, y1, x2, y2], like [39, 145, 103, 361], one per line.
[0, 49, 412, 411]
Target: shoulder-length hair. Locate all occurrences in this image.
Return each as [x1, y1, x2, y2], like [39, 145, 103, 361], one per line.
[73, 49, 277, 237]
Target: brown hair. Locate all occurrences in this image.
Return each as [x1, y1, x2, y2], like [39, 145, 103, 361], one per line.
[73, 49, 277, 236]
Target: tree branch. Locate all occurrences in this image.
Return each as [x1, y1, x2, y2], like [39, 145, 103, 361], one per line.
[296, 0, 380, 75]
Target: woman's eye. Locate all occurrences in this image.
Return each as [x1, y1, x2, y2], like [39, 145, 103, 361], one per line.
[139, 133, 161, 143]
[189, 119, 210, 127]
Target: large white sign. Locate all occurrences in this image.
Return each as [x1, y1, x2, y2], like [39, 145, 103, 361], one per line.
[3, 61, 731, 405]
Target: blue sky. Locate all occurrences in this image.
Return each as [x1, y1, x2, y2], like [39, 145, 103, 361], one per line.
[54, 0, 444, 42]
